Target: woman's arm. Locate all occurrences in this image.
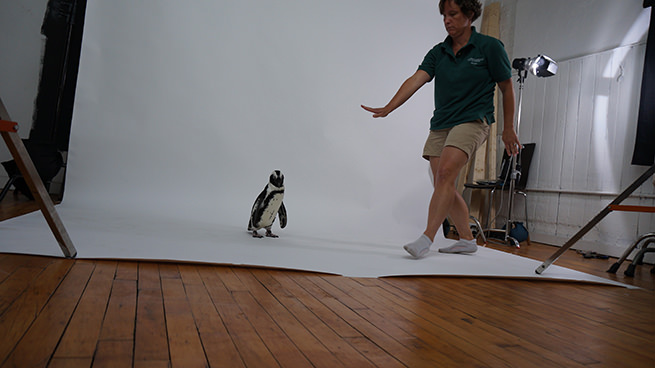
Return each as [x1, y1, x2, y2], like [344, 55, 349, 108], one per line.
[497, 78, 520, 155]
[362, 70, 432, 118]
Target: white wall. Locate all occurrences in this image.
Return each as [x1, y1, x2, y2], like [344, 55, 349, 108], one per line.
[0, 0, 47, 173]
[506, 0, 654, 257]
[513, 0, 650, 61]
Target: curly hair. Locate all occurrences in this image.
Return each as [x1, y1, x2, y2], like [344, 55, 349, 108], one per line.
[438, 0, 482, 22]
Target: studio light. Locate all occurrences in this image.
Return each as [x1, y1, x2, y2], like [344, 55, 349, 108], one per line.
[512, 54, 558, 77]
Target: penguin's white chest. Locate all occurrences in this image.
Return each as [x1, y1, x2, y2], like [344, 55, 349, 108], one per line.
[258, 192, 284, 227]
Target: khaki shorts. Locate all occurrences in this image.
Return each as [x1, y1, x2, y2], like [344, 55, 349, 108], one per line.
[422, 119, 490, 161]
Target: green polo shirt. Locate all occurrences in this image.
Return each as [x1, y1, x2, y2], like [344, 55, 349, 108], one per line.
[418, 27, 512, 130]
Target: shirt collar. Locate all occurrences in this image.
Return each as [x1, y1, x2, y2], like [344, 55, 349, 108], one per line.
[441, 26, 479, 55]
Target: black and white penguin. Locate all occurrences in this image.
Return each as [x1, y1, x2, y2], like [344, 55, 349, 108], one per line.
[248, 170, 287, 238]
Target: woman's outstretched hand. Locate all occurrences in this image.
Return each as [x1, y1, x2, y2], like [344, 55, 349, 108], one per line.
[361, 105, 390, 118]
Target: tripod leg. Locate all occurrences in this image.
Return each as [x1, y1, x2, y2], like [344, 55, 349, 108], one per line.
[506, 236, 520, 248]
[469, 215, 487, 245]
[607, 233, 654, 273]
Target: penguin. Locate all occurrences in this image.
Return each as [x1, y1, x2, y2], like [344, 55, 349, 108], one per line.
[248, 170, 287, 238]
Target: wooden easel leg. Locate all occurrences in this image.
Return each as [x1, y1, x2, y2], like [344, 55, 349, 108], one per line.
[1, 130, 77, 258]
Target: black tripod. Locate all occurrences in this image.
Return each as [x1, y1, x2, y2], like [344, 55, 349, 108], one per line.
[503, 67, 529, 247]
[487, 67, 528, 248]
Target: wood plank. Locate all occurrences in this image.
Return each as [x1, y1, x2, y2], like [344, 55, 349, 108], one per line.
[48, 357, 93, 368]
[257, 270, 363, 339]
[115, 261, 138, 280]
[238, 269, 349, 367]
[178, 264, 203, 285]
[199, 267, 280, 368]
[133, 361, 171, 368]
[214, 267, 249, 292]
[322, 276, 508, 368]
[477, 280, 654, 354]
[92, 340, 133, 368]
[384, 277, 598, 366]
[158, 263, 180, 279]
[303, 275, 368, 310]
[399, 276, 653, 368]
[137, 262, 161, 290]
[242, 268, 370, 367]
[376, 277, 588, 367]
[0, 254, 51, 284]
[0, 259, 74, 363]
[160, 277, 208, 368]
[433, 278, 604, 365]
[485, 282, 653, 368]
[343, 336, 406, 368]
[294, 275, 445, 367]
[53, 261, 117, 359]
[1, 262, 94, 368]
[99, 279, 137, 341]
[252, 269, 382, 368]
[0, 265, 49, 315]
[231, 289, 314, 368]
[0, 250, 650, 368]
[180, 266, 245, 368]
[134, 277, 169, 363]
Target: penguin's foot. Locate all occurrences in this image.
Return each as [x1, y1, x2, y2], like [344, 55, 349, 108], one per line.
[265, 229, 279, 238]
[252, 230, 264, 238]
[403, 234, 432, 258]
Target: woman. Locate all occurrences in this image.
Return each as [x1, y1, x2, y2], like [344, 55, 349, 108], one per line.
[362, 0, 520, 258]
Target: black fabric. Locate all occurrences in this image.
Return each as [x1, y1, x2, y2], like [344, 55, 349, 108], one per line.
[1, 140, 63, 199]
[631, 4, 655, 165]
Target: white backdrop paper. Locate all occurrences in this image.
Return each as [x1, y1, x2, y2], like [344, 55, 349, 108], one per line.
[64, 0, 445, 243]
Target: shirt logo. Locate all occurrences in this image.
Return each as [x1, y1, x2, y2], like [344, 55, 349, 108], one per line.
[468, 57, 485, 66]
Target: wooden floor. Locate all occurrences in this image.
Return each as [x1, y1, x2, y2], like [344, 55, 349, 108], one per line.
[1, 192, 654, 367]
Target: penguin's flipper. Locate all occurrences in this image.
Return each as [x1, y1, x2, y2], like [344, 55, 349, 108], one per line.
[278, 202, 287, 229]
[248, 188, 267, 230]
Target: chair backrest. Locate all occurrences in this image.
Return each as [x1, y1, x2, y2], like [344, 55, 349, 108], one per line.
[498, 143, 536, 190]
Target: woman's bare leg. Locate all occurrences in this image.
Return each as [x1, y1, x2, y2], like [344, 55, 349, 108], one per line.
[404, 146, 476, 257]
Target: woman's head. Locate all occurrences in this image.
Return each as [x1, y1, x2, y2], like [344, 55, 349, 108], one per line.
[439, 0, 482, 22]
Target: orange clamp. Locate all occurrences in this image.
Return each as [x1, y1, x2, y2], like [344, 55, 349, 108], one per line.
[0, 120, 19, 132]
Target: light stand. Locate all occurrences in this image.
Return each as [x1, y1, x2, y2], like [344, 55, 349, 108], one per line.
[497, 55, 557, 248]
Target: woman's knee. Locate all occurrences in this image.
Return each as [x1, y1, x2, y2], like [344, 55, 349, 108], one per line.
[434, 147, 468, 182]
[434, 166, 459, 184]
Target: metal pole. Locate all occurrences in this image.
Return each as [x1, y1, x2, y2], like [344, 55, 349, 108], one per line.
[536, 163, 655, 274]
[504, 70, 527, 247]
